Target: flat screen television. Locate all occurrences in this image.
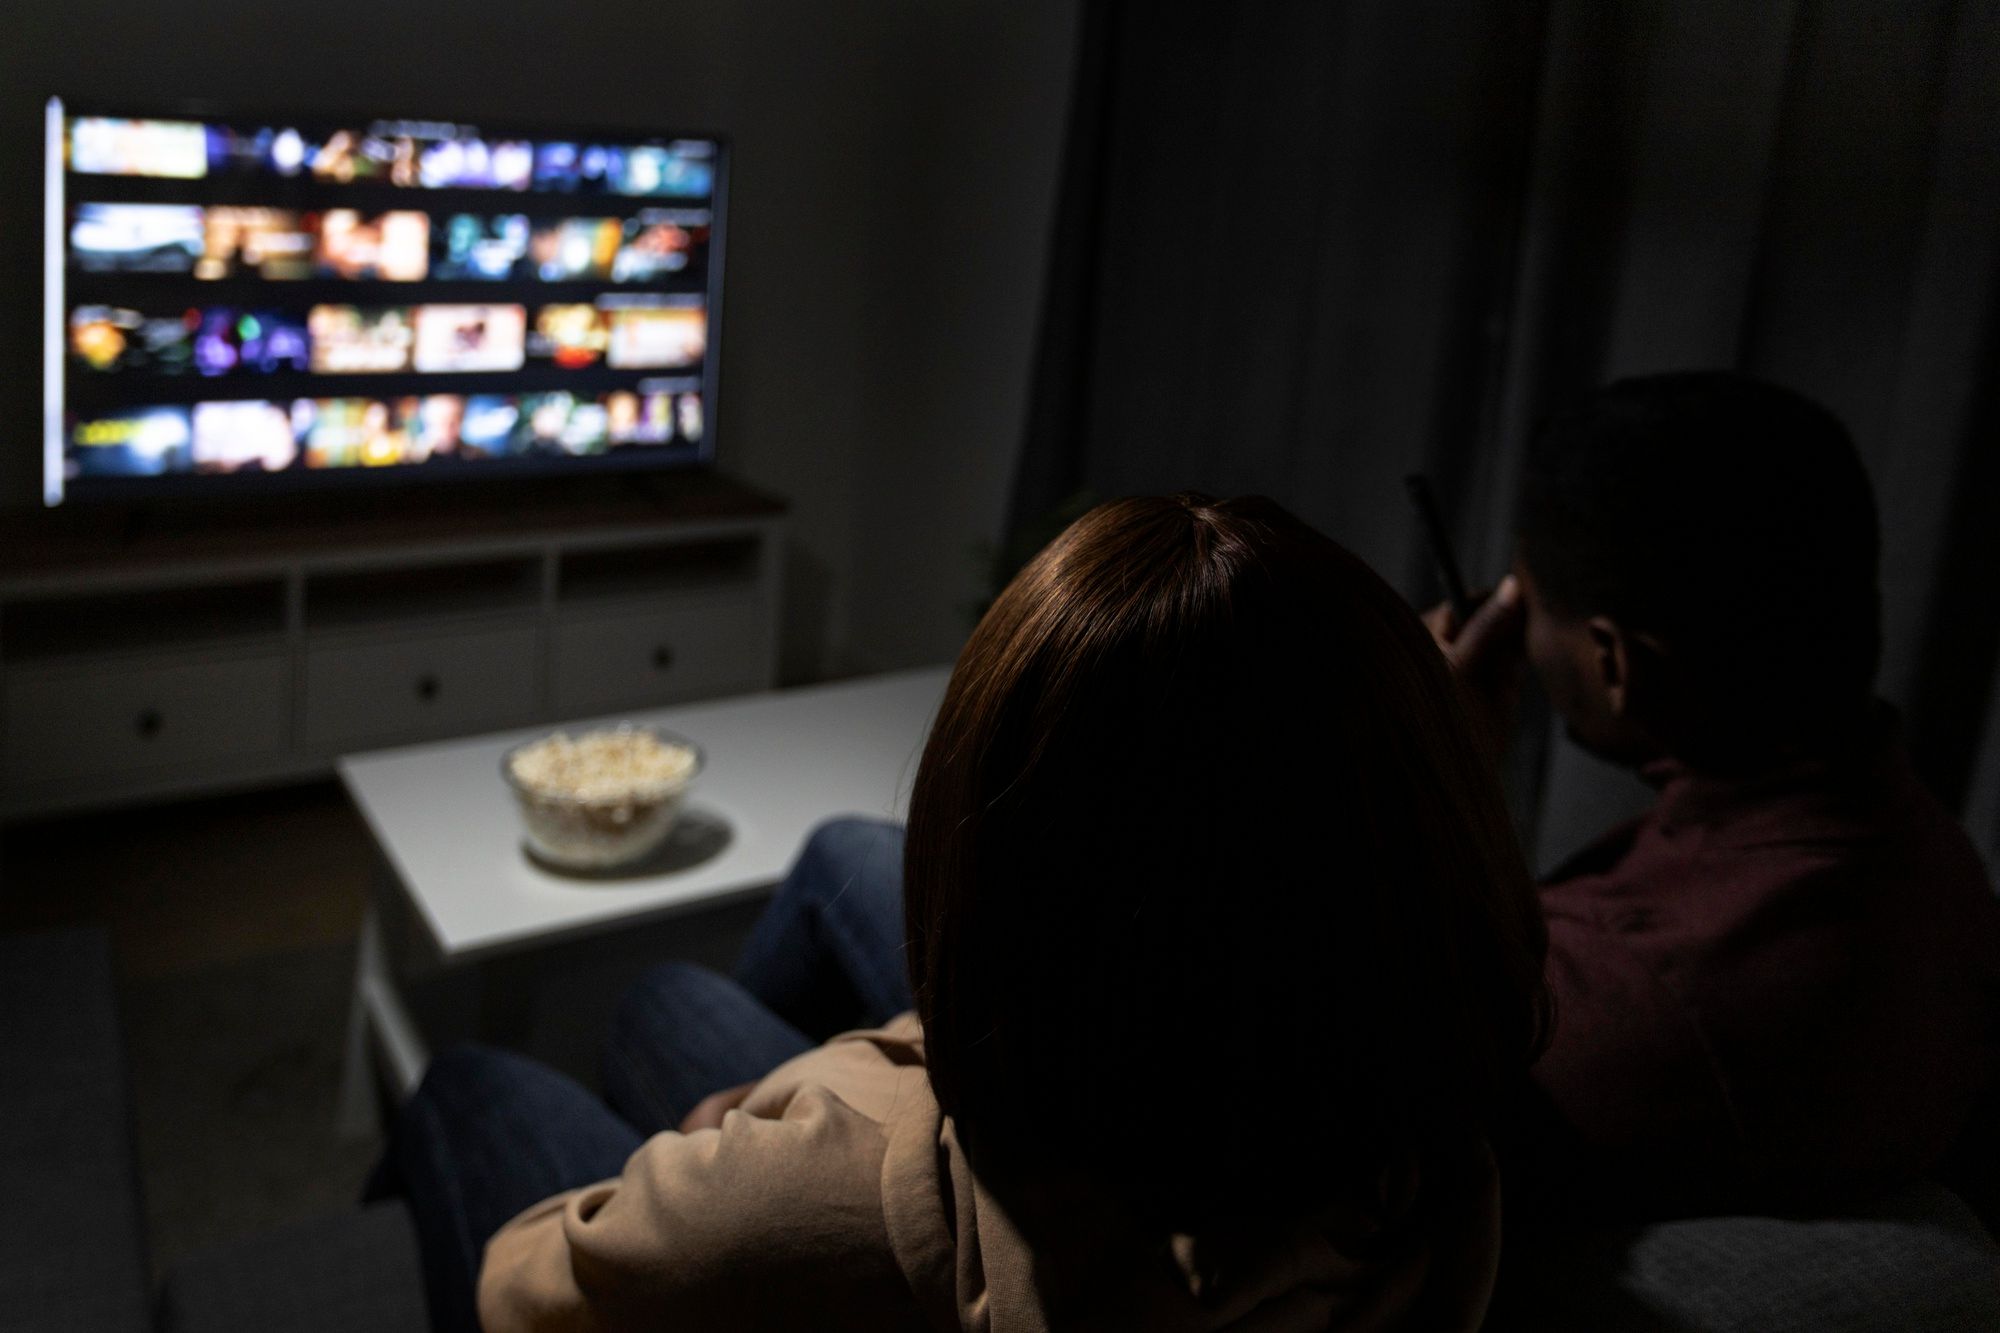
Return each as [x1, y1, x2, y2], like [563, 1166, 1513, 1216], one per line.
[42, 98, 727, 507]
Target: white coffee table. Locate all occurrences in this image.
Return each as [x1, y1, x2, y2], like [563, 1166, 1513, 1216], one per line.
[336, 665, 949, 1130]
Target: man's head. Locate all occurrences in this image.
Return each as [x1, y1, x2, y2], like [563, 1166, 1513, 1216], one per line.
[1514, 372, 1880, 769]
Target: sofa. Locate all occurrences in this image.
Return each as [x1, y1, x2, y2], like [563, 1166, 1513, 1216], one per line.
[0, 927, 424, 1333]
[8, 925, 1998, 1332]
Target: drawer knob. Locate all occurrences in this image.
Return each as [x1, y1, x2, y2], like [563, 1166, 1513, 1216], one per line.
[135, 709, 164, 740]
[651, 645, 675, 671]
[415, 674, 441, 703]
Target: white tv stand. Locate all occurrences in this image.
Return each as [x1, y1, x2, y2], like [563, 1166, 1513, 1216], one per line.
[0, 475, 786, 821]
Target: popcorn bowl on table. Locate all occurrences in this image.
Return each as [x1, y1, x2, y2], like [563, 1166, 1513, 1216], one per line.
[501, 726, 704, 872]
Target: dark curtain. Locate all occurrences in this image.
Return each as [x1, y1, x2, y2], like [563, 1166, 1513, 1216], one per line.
[1011, 0, 2000, 874]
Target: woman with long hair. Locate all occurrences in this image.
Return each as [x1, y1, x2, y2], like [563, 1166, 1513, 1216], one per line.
[386, 493, 1548, 1331]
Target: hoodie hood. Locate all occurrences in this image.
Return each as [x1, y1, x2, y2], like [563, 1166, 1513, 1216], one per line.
[880, 1079, 1502, 1332]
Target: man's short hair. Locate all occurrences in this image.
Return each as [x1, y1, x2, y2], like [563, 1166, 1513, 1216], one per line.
[1516, 371, 1880, 744]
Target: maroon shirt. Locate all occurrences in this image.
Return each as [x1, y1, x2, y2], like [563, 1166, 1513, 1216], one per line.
[1521, 717, 2000, 1219]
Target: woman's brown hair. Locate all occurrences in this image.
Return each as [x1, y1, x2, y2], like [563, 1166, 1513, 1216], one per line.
[903, 494, 1547, 1229]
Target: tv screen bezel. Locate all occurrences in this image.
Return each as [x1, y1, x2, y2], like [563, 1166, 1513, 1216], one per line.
[42, 95, 731, 508]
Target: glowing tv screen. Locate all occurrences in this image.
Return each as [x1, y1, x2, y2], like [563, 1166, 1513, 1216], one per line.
[43, 99, 726, 505]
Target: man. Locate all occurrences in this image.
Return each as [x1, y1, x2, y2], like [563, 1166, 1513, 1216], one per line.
[1430, 371, 2000, 1221]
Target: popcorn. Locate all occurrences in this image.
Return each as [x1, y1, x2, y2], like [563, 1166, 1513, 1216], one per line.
[503, 727, 700, 870]
[507, 728, 697, 801]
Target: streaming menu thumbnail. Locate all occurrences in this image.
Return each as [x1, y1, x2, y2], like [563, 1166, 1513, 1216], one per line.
[70, 405, 194, 476]
[435, 215, 532, 280]
[603, 300, 705, 370]
[308, 307, 416, 374]
[412, 305, 528, 373]
[195, 208, 318, 280]
[317, 211, 430, 281]
[70, 204, 204, 274]
[191, 400, 298, 471]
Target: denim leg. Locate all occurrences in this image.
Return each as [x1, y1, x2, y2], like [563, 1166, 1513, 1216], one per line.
[732, 817, 913, 1039]
[599, 961, 815, 1136]
[372, 1043, 644, 1333]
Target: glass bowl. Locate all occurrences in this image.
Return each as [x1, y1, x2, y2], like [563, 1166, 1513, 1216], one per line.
[500, 726, 705, 872]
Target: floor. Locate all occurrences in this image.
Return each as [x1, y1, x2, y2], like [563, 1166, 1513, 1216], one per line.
[0, 780, 382, 1277]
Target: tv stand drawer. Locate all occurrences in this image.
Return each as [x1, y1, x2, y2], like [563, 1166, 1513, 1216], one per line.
[303, 624, 541, 751]
[3, 653, 288, 788]
[552, 596, 769, 716]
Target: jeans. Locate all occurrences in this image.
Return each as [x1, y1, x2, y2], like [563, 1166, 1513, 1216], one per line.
[730, 816, 911, 1038]
[369, 1044, 642, 1333]
[375, 818, 910, 1332]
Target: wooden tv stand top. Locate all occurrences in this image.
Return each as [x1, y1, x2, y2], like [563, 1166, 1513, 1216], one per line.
[0, 471, 786, 587]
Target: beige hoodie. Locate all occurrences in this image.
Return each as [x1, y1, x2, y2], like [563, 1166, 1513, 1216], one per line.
[479, 1016, 1501, 1332]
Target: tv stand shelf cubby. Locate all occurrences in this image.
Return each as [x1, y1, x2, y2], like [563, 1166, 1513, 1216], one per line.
[0, 476, 786, 821]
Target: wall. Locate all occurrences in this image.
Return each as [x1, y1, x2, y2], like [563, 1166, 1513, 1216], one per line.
[0, 0, 1078, 682]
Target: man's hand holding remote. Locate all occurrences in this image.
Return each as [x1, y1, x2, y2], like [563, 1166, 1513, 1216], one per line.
[1422, 573, 1527, 761]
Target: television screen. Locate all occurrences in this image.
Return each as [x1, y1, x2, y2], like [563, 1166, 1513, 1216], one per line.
[43, 99, 725, 505]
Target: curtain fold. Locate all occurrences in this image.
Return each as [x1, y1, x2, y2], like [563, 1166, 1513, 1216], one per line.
[1009, 0, 2000, 871]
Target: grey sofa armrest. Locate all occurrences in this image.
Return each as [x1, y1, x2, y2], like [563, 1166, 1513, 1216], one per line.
[1493, 1180, 2000, 1331]
[0, 927, 151, 1333]
[158, 1200, 430, 1333]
